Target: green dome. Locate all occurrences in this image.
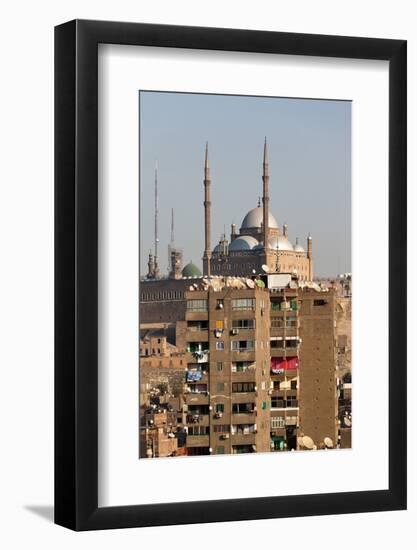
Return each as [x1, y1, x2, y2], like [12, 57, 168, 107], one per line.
[182, 262, 202, 278]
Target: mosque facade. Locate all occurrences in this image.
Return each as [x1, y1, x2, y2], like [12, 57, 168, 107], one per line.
[202, 140, 313, 280]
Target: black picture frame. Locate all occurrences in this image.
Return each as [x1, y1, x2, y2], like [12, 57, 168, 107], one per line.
[55, 19, 407, 531]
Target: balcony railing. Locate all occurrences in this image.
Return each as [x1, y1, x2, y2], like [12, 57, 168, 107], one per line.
[186, 413, 210, 425]
[186, 435, 210, 448]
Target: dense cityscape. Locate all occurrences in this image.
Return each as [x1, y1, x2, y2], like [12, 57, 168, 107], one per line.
[139, 140, 351, 458]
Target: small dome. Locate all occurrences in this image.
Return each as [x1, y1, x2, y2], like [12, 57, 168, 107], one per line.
[229, 235, 259, 251]
[294, 239, 305, 253]
[241, 207, 278, 230]
[269, 235, 294, 251]
[182, 262, 202, 278]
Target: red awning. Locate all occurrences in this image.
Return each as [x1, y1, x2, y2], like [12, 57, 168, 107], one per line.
[271, 357, 299, 373]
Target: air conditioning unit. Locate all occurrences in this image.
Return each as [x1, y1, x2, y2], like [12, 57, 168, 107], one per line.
[214, 412, 223, 419]
[231, 328, 239, 335]
[220, 433, 229, 440]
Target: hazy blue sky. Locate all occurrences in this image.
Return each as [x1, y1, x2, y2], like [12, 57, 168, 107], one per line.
[139, 92, 351, 278]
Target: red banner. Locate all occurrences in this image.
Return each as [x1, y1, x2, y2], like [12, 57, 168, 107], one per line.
[271, 357, 299, 373]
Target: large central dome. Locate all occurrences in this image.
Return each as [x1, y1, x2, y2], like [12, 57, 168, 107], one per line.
[241, 207, 278, 230]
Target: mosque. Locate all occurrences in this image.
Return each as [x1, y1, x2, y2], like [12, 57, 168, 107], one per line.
[146, 139, 313, 281]
[202, 139, 313, 280]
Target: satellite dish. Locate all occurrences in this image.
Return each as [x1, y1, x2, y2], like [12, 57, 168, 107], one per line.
[344, 417, 352, 427]
[189, 286, 194, 291]
[246, 279, 255, 289]
[262, 264, 270, 273]
[302, 436, 315, 450]
[193, 283, 198, 289]
[297, 436, 304, 448]
[324, 437, 334, 448]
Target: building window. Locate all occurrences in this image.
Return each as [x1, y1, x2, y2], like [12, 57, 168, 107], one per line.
[291, 380, 298, 390]
[232, 403, 254, 413]
[216, 299, 224, 309]
[314, 299, 328, 306]
[217, 362, 223, 371]
[216, 382, 225, 392]
[215, 403, 225, 413]
[231, 340, 255, 352]
[188, 426, 209, 436]
[270, 339, 284, 349]
[186, 342, 207, 353]
[271, 397, 285, 408]
[271, 416, 285, 429]
[231, 361, 253, 372]
[286, 339, 298, 349]
[231, 424, 256, 434]
[187, 299, 208, 312]
[216, 446, 225, 454]
[232, 382, 256, 393]
[232, 319, 255, 329]
[214, 424, 230, 433]
[232, 298, 255, 310]
[216, 341, 225, 350]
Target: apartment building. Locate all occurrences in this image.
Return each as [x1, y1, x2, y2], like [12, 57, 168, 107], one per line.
[298, 288, 339, 447]
[184, 286, 271, 456]
[269, 286, 301, 451]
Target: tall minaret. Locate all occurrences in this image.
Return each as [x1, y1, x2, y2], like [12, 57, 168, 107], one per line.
[307, 233, 313, 280]
[203, 142, 212, 276]
[168, 207, 174, 270]
[262, 137, 270, 250]
[147, 250, 154, 279]
[153, 164, 160, 278]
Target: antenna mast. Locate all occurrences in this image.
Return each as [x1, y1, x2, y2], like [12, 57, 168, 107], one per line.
[153, 164, 160, 277]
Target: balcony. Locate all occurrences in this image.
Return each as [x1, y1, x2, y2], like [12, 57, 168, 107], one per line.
[186, 413, 209, 426]
[186, 435, 210, 448]
[184, 393, 209, 406]
[271, 389, 285, 399]
[232, 413, 256, 424]
[231, 367, 257, 383]
[185, 311, 208, 322]
[185, 349, 209, 364]
[231, 350, 255, 362]
[284, 346, 300, 358]
[231, 433, 256, 446]
[186, 331, 209, 343]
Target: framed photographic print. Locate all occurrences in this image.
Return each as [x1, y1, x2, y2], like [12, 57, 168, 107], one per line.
[55, 20, 407, 530]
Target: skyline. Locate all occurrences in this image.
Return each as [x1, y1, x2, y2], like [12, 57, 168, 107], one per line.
[140, 91, 351, 278]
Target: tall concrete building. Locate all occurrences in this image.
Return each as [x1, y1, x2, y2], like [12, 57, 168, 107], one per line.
[184, 285, 271, 455]
[269, 284, 301, 451]
[298, 288, 338, 446]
